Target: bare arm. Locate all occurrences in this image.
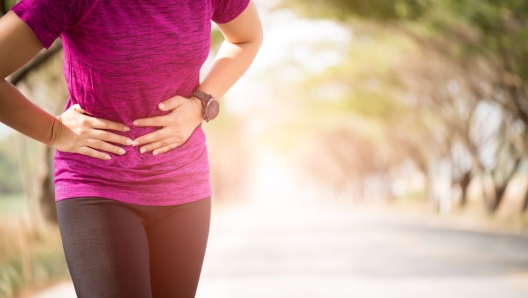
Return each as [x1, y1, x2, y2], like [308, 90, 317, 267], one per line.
[130, 1, 263, 155]
[196, 1, 263, 99]
[0, 11, 56, 145]
[0, 11, 132, 160]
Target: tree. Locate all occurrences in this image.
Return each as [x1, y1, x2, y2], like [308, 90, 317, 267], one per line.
[281, 0, 528, 213]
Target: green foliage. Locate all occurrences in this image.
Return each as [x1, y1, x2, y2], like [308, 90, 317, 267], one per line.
[444, 0, 528, 34]
[0, 194, 27, 217]
[0, 249, 68, 298]
[0, 154, 22, 195]
[428, 1, 528, 80]
[283, 0, 431, 21]
[285, 0, 528, 81]
[0, 223, 67, 298]
[5, 0, 18, 11]
[210, 28, 225, 54]
[0, 136, 23, 196]
[280, 0, 528, 211]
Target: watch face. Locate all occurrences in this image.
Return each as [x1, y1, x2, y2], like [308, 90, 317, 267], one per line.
[206, 99, 220, 120]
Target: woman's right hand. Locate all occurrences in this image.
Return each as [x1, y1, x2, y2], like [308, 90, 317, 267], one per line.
[49, 104, 134, 160]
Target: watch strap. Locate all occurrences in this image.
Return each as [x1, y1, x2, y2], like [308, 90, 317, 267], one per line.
[190, 90, 213, 104]
[190, 90, 214, 122]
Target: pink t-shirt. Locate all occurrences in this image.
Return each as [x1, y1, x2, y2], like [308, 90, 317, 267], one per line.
[10, 0, 250, 206]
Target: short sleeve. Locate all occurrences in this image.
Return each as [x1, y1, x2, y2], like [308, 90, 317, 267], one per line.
[9, 0, 96, 49]
[211, 0, 250, 24]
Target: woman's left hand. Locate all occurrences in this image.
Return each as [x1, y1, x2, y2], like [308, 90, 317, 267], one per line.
[131, 95, 203, 155]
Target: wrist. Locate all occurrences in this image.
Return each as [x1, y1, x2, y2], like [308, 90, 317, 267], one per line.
[190, 96, 205, 121]
[49, 115, 63, 147]
[190, 90, 219, 122]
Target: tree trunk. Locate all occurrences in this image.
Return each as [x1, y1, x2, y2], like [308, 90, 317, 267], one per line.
[486, 184, 507, 213]
[522, 187, 528, 213]
[1, 0, 7, 17]
[32, 145, 57, 225]
[459, 171, 471, 208]
[481, 171, 499, 214]
[485, 158, 522, 214]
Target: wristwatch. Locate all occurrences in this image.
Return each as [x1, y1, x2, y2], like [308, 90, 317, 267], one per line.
[190, 90, 220, 122]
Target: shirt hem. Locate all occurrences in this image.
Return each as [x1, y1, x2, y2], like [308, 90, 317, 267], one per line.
[55, 186, 212, 207]
[212, 0, 251, 24]
[10, 4, 53, 49]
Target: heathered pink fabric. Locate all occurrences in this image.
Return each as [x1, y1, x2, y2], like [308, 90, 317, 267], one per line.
[10, 0, 250, 206]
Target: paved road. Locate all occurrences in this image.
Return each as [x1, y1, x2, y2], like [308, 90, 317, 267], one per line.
[35, 201, 528, 298]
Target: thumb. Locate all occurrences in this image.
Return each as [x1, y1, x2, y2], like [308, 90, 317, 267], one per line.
[158, 95, 185, 111]
[72, 104, 92, 115]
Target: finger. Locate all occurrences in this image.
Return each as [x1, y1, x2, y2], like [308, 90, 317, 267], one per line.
[76, 146, 112, 161]
[138, 137, 178, 153]
[152, 142, 183, 156]
[86, 117, 131, 133]
[89, 129, 134, 146]
[73, 104, 92, 115]
[132, 114, 170, 127]
[132, 128, 170, 146]
[158, 95, 185, 111]
[85, 138, 127, 156]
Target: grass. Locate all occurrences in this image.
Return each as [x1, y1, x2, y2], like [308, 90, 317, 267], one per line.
[0, 194, 28, 218]
[0, 218, 69, 298]
[0, 238, 69, 298]
[0, 196, 68, 298]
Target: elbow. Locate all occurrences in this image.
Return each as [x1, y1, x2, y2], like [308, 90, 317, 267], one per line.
[248, 25, 263, 53]
[255, 27, 263, 50]
[232, 30, 263, 52]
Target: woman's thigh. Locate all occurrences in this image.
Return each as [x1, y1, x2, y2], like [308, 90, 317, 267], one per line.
[147, 197, 211, 298]
[56, 197, 152, 298]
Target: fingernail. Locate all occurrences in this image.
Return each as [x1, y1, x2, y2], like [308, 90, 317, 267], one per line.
[140, 148, 146, 153]
[159, 103, 165, 109]
[153, 151, 158, 156]
[133, 121, 139, 126]
[119, 149, 126, 154]
[124, 126, 130, 131]
[105, 155, 111, 160]
[133, 141, 139, 146]
[126, 139, 134, 145]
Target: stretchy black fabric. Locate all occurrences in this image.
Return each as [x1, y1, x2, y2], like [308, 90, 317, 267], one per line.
[56, 196, 211, 298]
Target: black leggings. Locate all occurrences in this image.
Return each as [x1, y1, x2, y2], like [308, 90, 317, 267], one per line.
[56, 196, 211, 298]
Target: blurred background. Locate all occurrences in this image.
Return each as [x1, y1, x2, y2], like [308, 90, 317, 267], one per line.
[2, 0, 528, 297]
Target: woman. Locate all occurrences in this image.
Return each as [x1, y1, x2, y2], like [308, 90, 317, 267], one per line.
[0, 0, 262, 296]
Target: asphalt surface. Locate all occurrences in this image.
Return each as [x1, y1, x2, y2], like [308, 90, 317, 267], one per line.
[34, 201, 528, 298]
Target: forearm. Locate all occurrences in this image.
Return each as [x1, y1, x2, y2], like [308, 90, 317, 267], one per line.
[0, 79, 56, 145]
[197, 39, 261, 100]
